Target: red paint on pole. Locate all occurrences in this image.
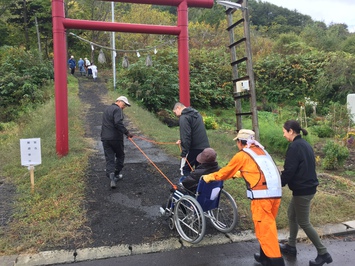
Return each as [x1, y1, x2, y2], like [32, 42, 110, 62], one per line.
[63, 19, 181, 35]
[52, 0, 213, 156]
[178, 1, 190, 107]
[52, 0, 69, 156]
[101, 0, 214, 8]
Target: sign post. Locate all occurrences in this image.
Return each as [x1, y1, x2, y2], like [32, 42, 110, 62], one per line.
[20, 138, 42, 192]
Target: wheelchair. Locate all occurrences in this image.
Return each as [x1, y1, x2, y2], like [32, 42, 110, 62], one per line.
[161, 178, 238, 244]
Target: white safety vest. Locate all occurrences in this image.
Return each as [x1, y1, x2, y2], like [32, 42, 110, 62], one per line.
[243, 148, 282, 199]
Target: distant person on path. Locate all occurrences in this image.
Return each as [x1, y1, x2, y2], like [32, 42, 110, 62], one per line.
[78, 58, 85, 76]
[279, 120, 333, 266]
[84, 57, 91, 75]
[202, 129, 285, 266]
[88, 62, 98, 81]
[173, 102, 209, 177]
[101, 96, 133, 189]
[68, 55, 76, 75]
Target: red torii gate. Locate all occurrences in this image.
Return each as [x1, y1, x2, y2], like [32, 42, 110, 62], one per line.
[52, 0, 214, 156]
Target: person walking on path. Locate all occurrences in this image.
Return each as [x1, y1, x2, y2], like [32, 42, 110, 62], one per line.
[101, 96, 133, 189]
[68, 55, 76, 75]
[173, 102, 210, 177]
[78, 58, 85, 76]
[279, 120, 333, 266]
[202, 129, 285, 266]
[88, 62, 98, 81]
[84, 57, 91, 76]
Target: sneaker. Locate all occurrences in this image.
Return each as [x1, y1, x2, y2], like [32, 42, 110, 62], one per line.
[117, 174, 123, 180]
[159, 206, 166, 215]
[279, 243, 297, 256]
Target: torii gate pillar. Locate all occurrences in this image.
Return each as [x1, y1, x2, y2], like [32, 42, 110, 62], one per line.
[52, 0, 213, 156]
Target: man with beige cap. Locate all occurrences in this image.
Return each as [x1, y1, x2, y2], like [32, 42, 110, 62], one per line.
[203, 129, 284, 266]
[101, 96, 133, 189]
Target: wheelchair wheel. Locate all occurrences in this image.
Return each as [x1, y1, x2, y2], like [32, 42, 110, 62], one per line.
[174, 195, 206, 244]
[207, 189, 238, 233]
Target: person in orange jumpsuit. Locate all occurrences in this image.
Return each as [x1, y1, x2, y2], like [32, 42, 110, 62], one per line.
[203, 129, 285, 266]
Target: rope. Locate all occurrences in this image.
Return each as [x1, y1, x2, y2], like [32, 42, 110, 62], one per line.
[68, 32, 175, 54]
[128, 137, 177, 190]
[134, 135, 194, 171]
[133, 135, 176, 145]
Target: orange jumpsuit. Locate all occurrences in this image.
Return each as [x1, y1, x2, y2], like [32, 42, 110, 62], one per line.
[204, 144, 282, 258]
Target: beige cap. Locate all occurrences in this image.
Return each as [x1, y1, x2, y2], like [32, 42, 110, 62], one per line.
[233, 129, 255, 141]
[116, 96, 131, 106]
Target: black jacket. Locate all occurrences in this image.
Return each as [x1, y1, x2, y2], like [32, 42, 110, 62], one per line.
[281, 135, 318, 196]
[101, 103, 129, 141]
[179, 107, 210, 157]
[182, 161, 220, 192]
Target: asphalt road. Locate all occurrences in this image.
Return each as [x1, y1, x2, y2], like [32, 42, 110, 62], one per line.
[53, 234, 355, 266]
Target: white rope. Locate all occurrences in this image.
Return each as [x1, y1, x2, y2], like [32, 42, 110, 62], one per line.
[68, 32, 175, 54]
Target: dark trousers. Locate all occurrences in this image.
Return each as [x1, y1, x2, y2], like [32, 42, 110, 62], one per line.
[102, 140, 125, 177]
[70, 67, 75, 75]
[182, 148, 204, 176]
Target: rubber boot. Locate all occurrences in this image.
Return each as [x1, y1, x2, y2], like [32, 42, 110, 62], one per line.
[269, 257, 285, 266]
[109, 172, 117, 188]
[254, 246, 269, 266]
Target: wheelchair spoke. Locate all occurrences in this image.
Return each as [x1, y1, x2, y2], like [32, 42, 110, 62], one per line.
[174, 195, 206, 244]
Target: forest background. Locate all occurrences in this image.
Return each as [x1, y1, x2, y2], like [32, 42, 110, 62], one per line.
[1, 0, 355, 254]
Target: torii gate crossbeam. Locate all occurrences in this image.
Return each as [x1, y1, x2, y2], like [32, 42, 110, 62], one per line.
[52, 0, 213, 156]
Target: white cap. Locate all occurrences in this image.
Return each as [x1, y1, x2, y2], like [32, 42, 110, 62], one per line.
[233, 129, 255, 141]
[116, 96, 131, 106]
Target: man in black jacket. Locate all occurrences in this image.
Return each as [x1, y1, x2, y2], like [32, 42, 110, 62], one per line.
[173, 102, 210, 177]
[101, 96, 133, 188]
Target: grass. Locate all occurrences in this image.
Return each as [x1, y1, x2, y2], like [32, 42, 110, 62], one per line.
[0, 76, 91, 255]
[1, 75, 355, 255]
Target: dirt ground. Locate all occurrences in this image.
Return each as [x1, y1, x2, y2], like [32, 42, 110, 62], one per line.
[75, 74, 185, 248]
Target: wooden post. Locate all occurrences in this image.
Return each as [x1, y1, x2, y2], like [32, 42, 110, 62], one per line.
[29, 166, 35, 192]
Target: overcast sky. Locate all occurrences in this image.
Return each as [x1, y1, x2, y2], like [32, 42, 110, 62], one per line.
[263, 0, 355, 32]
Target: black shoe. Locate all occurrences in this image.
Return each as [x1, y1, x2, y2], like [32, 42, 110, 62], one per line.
[254, 253, 268, 266]
[270, 257, 285, 266]
[254, 246, 268, 266]
[309, 253, 333, 266]
[279, 243, 297, 256]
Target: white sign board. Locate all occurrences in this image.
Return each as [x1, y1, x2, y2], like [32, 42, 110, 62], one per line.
[347, 94, 355, 123]
[20, 138, 42, 166]
[236, 80, 250, 92]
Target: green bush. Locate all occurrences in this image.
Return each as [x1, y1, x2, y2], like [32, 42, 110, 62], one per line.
[0, 47, 54, 123]
[322, 140, 349, 170]
[203, 116, 218, 130]
[115, 46, 234, 113]
[312, 124, 335, 138]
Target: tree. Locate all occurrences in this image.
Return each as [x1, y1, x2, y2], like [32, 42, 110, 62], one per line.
[7, 0, 52, 53]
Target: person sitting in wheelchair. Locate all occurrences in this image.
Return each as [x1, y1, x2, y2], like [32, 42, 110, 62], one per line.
[180, 147, 220, 193]
[160, 148, 220, 216]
